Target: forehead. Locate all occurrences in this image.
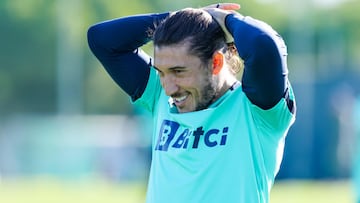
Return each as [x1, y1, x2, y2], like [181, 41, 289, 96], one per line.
[154, 43, 202, 70]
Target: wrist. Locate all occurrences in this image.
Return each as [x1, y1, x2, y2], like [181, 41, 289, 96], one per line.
[221, 13, 235, 43]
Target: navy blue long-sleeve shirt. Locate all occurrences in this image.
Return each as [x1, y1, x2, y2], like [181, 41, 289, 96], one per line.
[87, 12, 293, 111]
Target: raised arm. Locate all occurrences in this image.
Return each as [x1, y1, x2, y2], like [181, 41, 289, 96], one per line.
[226, 13, 289, 110]
[87, 12, 169, 100]
[206, 8, 290, 110]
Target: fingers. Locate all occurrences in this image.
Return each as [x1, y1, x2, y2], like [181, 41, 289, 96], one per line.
[204, 3, 241, 10]
[202, 8, 235, 43]
[217, 3, 241, 10]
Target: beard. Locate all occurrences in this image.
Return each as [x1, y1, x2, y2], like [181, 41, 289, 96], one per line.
[195, 75, 218, 111]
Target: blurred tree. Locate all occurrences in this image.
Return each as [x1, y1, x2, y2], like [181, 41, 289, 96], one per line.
[0, 0, 57, 115]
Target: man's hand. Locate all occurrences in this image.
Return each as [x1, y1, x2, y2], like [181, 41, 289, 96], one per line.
[203, 3, 240, 10]
[203, 3, 241, 43]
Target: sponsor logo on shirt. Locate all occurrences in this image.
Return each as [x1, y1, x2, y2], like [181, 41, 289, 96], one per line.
[155, 120, 229, 151]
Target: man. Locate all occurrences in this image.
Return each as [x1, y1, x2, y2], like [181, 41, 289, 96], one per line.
[87, 3, 296, 203]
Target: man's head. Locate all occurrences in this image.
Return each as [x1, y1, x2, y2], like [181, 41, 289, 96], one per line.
[153, 8, 242, 113]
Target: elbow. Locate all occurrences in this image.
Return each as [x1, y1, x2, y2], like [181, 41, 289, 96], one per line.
[87, 24, 101, 54]
[87, 24, 109, 56]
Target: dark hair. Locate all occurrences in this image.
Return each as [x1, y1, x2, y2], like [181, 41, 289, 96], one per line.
[153, 8, 226, 64]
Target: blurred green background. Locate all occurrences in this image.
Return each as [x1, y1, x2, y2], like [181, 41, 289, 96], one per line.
[0, 0, 359, 202]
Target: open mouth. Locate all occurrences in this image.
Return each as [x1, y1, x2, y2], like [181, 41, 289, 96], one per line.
[172, 94, 189, 107]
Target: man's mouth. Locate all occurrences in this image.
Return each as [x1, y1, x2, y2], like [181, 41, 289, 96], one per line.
[173, 95, 187, 103]
[171, 93, 189, 108]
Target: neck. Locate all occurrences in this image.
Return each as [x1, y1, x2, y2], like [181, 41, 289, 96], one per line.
[209, 74, 237, 105]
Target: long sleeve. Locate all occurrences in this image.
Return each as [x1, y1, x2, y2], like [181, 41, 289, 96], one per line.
[87, 12, 169, 101]
[226, 13, 289, 110]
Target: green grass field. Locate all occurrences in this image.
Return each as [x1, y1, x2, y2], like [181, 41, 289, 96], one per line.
[0, 178, 355, 203]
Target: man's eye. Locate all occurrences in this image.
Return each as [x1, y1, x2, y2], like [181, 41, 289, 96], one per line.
[174, 69, 184, 74]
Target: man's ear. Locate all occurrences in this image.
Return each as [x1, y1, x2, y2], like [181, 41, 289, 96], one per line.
[212, 52, 224, 75]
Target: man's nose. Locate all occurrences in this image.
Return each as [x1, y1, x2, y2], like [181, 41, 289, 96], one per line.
[161, 75, 179, 96]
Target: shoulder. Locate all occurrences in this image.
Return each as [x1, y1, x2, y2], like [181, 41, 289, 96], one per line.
[133, 68, 163, 112]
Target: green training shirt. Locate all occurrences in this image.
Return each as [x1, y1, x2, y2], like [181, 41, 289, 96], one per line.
[134, 69, 296, 203]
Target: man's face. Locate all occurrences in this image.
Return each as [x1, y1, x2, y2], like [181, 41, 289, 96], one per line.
[154, 43, 217, 113]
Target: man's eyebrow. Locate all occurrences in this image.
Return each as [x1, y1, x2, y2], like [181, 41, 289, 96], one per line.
[169, 66, 186, 70]
[153, 66, 186, 71]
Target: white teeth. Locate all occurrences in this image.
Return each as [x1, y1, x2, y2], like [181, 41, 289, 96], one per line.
[173, 95, 187, 103]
